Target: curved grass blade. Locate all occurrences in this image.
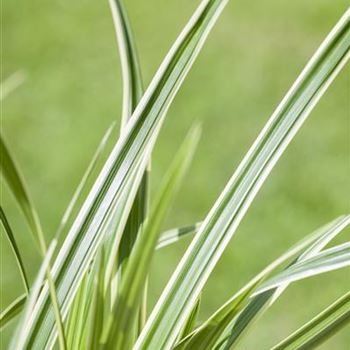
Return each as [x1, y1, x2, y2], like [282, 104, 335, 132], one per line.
[101, 125, 201, 350]
[103, 144, 154, 291]
[0, 134, 45, 252]
[0, 294, 26, 331]
[108, 1, 149, 325]
[271, 291, 350, 350]
[0, 206, 29, 293]
[107, 221, 200, 320]
[175, 280, 261, 350]
[220, 215, 350, 349]
[175, 215, 350, 350]
[109, 0, 143, 128]
[23, 0, 232, 346]
[156, 223, 201, 250]
[135, 8, 350, 350]
[254, 242, 350, 296]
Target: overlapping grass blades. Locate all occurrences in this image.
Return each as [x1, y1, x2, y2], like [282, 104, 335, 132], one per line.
[21, 0, 231, 347]
[101, 125, 200, 349]
[0, 221, 200, 332]
[215, 216, 350, 349]
[105, 0, 147, 314]
[173, 215, 350, 350]
[2, 1, 349, 349]
[135, 8, 350, 350]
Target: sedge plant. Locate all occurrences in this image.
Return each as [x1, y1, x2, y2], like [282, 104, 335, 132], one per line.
[1, 1, 350, 349]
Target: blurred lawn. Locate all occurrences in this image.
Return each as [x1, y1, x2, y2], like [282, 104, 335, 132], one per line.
[2, 0, 350, 348]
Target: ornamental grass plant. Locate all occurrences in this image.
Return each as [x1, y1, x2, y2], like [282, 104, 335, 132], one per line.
[1, 1, 350, 349]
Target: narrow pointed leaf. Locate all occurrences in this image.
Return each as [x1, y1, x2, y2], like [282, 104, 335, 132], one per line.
[0, 226, 192, 333]
[108, 1, 149, 320]
[0, 294, 26, 331]
[178, 296, 201, 341]
[0, 206, 29, 293]
[109, 0, 143, 127]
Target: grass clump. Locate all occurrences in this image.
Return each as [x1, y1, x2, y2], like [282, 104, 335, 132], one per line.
[1, 1, 350, 349]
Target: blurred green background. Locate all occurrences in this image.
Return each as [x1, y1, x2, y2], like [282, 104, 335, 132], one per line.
[2, 0, 350, 348]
